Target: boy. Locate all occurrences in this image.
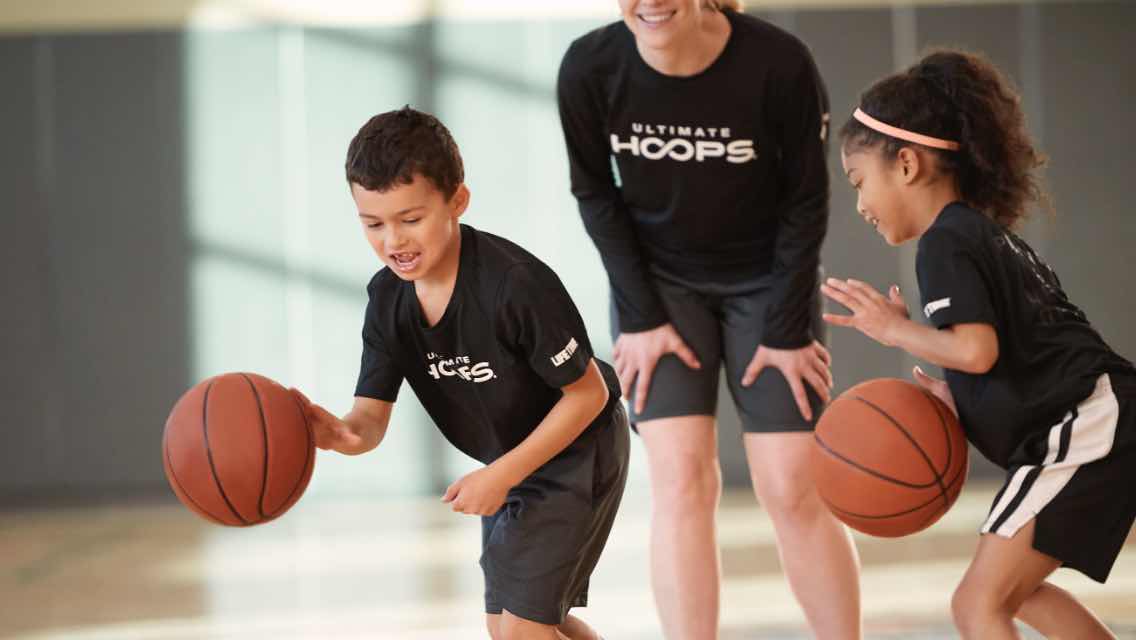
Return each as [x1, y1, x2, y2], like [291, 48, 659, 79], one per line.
[297, 106, 628, 640]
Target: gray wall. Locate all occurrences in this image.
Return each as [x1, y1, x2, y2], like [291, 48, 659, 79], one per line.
[2, 2, 1133, 502]
[2, 34, 190, 501]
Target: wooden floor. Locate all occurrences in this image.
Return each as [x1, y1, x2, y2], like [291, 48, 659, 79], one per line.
[3, 482, 1135, 639]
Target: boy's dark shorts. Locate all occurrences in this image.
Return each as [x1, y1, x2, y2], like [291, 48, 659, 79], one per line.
[480, 403, 630, 624]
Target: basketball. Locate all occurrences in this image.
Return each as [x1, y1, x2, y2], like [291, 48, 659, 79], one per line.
[811, 378, 968, 537]
[162, 372, 315, 526]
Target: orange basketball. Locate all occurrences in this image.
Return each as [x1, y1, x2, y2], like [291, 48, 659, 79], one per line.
[811, 378, 968, 537]
[162, 372, 315, 526]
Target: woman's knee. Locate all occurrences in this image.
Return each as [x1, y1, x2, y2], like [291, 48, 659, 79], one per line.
[744, 433, 826, 522]
[751, 468, 822, 523]
[652, 452, 722, 513]
[640, 418, 722, 513]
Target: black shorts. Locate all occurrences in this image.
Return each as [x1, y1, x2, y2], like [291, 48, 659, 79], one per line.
[480, 403, 630, 624]
[610, 272, 827, 432]
[981, 374, 1136, 583]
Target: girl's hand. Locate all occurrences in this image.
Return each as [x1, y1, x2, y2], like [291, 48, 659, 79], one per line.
[912, 365, 958, 418]
[821, 278, 910, 346]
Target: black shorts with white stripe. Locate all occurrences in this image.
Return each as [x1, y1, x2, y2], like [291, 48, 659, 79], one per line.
[982, 373, 1136, 582]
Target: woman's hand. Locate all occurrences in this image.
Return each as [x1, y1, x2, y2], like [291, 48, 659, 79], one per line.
[740, 341, 833, 421]
[613, 323, 702, 414]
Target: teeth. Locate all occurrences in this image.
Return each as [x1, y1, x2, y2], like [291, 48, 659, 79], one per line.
[639, 11, 675, 24]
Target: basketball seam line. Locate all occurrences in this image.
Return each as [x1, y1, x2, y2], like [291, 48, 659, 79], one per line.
[163, 429, 223, 526]
[814, 433, 936, 489]
[818, 459, 967, 520]
[917, 388, 957, 512]
[852, 394, 950, 508]
[240, 373, 271, 521]
[820, 465, 965, 521]
[277, 387, 315, 515]
[202, 379, 250, 526]
[919, 388, 954, 477]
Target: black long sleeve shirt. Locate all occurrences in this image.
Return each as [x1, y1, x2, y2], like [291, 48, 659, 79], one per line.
[557, 9, 830, 348]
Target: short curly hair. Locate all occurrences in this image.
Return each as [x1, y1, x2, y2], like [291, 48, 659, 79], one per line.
[345, 106, 464, 199]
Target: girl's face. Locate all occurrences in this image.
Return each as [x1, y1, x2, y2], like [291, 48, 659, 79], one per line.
[840, 144, 920, 246]
[617, 0, 705, 51]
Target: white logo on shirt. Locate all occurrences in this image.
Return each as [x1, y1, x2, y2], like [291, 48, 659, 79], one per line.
[610, 122, 757, 164]
[425, 352, 495, 383]
[550, 337, 579, 368]
[924, 297, 952, 318]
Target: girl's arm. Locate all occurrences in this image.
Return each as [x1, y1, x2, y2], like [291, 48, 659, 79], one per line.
[821, 277, 999, 374]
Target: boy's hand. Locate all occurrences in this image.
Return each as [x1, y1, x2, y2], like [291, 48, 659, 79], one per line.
[821, 278, 910, 346]
[441, 465, 513, 516]
[912, 365, 958, 418]
[290, 388, 368, 454]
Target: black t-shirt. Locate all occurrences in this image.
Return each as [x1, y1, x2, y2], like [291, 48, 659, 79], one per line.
[557, 8, 830, 347]
[916, 203, 1135, 468]
[354, 225, 622, 465]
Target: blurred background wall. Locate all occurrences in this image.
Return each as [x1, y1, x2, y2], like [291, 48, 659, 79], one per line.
[1, 0, 1133, 505]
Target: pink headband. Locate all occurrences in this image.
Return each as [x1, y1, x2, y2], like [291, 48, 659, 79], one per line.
[853, 108, 960, 151]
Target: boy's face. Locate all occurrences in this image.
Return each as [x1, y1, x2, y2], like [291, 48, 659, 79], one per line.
[840, 145, 915, 246]
[351, 174, 469, 281]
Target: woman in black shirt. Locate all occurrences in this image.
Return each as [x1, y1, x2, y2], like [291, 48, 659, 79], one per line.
[558, 1, 859, 637]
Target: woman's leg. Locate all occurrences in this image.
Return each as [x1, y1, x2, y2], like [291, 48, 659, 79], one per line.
[639, 415, 722, 640]
[744, 432, 862, 639]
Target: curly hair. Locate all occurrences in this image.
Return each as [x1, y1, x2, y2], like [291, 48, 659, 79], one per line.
[345, 106, 464, 199]
[840, 49, 1047, 229]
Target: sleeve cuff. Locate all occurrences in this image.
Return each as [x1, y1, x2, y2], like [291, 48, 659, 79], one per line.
[760, 331, 815, 350]
[617, 314, 669, 334]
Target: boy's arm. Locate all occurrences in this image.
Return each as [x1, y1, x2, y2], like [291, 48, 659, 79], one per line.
[294, 390, 392, 456]
[442, 360, 610, 516]
[493, 359, 609, 485]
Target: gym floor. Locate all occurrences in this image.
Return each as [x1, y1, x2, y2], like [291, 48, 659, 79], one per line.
[4, 483, 1134, 639]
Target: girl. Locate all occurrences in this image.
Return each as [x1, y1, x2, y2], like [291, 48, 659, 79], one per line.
[558, 1, 859, 637]
[824, 49, 1136, 639]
